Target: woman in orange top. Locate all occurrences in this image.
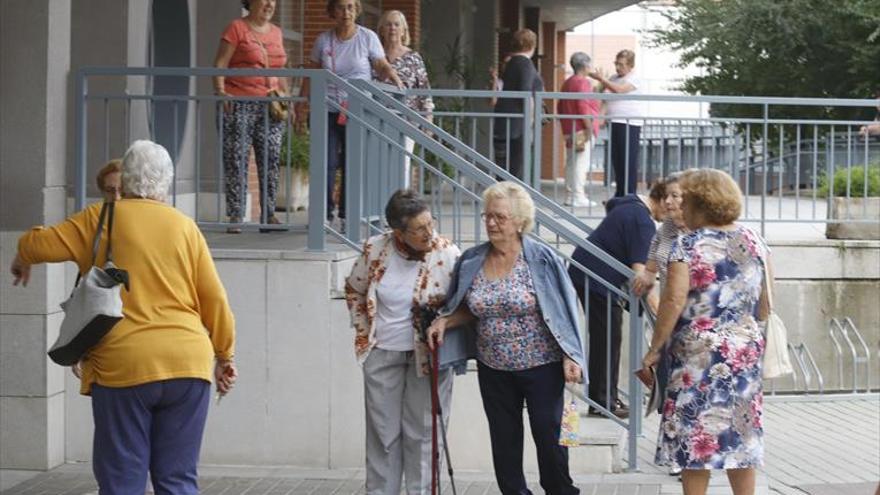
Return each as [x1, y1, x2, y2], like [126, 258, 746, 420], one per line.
[214, 0, 288, 233]
[10, 140, 236, 494]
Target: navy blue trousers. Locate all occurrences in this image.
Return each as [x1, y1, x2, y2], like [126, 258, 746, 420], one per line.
[477, 362, 579, 495]
[327, 112, 346, 219]
[91, 378, 211, 495]
[610, 122, 641, 197]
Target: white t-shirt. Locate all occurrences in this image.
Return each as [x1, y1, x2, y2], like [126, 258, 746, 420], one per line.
[310, 25, 385, 103]
[374, 250, 421, 352]
[606, 72, 644, 126]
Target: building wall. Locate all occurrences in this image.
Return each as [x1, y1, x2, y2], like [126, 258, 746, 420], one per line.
[1, 0, 71, 470]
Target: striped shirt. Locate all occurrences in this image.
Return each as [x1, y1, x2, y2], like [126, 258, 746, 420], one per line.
[649, 218, 684, 289]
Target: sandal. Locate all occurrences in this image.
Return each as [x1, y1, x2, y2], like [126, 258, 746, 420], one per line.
[226, 217, 242, 234]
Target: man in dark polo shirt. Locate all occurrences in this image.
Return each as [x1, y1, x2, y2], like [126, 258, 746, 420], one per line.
[568, 192, 663, 418]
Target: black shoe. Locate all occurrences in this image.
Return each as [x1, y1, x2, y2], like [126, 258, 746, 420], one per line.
[588, 400, 630, 419]
[259, 215, 288, 233]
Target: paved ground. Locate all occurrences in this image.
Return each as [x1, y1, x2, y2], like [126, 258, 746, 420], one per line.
[634, 394, 880, 495]
[2, 395, 876, 495]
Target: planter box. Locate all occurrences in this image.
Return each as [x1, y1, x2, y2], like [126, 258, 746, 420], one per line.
[276, 167, 309, 212]
[825, 197, 880, 240]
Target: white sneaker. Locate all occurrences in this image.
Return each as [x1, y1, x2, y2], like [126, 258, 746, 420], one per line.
[570, 197, 598, 208]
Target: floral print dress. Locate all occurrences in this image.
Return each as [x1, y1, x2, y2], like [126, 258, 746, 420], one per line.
[655, 225, 769, 470]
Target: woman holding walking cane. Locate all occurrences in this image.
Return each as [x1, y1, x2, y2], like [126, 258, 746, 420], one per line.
[345, 189, 460, 495]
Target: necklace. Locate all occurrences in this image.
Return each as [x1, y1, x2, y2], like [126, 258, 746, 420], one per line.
[488, 250, 518, 279]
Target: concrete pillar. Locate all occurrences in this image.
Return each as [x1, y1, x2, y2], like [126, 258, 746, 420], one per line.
[0, 0, 71, 470]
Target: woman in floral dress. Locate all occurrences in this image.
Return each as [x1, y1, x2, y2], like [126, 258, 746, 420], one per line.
[376, 10, 433, 186]
[642, 169, 773, 495]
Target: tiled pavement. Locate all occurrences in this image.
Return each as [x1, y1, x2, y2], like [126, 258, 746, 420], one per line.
[2, 395, 878, 495]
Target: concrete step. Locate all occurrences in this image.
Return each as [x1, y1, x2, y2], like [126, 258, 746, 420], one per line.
[571, 414, 627, 474]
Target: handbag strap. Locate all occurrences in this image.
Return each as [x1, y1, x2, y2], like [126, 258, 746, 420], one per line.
[74, 201, 112, 287]
[251, 33, 274, 90]
[761, 255, 774, 311]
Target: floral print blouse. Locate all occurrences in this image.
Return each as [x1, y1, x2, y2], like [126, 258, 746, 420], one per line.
[376, 50, 434, 113]
[465, 254, 563, 371]
[345, 232, 459, 377]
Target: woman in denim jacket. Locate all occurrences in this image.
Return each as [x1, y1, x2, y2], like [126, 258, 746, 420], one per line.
[428, 181, 586, 495]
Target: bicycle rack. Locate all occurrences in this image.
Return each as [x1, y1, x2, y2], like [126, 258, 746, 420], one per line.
[788, 342, 824, 394]
[828, 317, 872, 392]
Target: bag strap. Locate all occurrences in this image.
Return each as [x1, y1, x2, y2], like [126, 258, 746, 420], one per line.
[761, 255, 774, 311]
[90, 202, 110, 266]
[105, 201, 116, 263]
[74, 201, 111, 287]
[251, 33, 273, 90]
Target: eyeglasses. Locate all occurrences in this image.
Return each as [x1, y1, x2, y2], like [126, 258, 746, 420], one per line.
[481, 212, 511, 225]
[404, 219, 434, 236]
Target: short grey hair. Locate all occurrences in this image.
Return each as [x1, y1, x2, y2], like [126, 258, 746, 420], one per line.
[121, 140, 174, 201]
[385, 189, 429, 230]
[570, 52, 592, 73]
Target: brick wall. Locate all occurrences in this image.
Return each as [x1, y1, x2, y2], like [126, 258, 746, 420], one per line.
[303, 0, 335, 63]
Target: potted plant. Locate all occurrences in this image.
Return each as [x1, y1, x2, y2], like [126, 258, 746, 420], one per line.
[277, 128, 310, 211]
[822, 164, 880, 239]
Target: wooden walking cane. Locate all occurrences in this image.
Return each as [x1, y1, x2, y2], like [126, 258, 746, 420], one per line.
[431, 344, 440, 495]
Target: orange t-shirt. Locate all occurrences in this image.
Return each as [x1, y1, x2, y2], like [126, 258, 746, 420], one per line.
[221, 18, 287, 96]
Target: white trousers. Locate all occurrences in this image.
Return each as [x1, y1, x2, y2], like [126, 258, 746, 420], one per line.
[564, 140, 594, 203]
[363, 348, 453, 495]
[404, 136, 415, 189]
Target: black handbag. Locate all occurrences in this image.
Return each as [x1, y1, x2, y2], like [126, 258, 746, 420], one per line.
[48, 202, 129, 366]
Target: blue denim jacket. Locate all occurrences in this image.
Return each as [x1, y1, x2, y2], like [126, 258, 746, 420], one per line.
[436, 236, 588, 388]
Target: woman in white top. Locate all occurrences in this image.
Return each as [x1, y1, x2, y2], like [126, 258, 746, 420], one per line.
[591, 49, 644, 197]
[297, 0, 402, 226]
[345, 189, 460, 495]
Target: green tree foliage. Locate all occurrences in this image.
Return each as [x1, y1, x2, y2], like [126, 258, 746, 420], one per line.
[650, 0, 880, 122]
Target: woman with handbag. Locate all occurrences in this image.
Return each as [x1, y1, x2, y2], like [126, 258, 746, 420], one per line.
[641, 169, 771, 495]
[558, 52, 601, 207]
[10, 140, 237, 495]
[297, 0, 403, 228]
[428, 182, 585, 495]
[214, 0, 289, 233]
[344, 189, 460, 494]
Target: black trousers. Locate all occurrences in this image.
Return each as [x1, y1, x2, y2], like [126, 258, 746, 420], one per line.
[477, 361, 579, 495]
[584, 291, 623, 411]
[610, 122, 641, 197]
[494, 136, 526, 181]
[327, 112, 346, 219]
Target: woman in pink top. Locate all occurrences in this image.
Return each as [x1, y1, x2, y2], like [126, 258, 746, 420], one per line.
[558, 52, 601, 207]
[213, 0, 288, 233]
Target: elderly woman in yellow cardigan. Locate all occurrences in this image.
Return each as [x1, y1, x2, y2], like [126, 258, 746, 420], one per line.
[10, 140, 236, 495]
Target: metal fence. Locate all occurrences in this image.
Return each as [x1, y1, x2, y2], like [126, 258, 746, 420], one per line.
[404, 88, 879, 235]
[73, 67, 879, 471]
[74, 66, 650, 470]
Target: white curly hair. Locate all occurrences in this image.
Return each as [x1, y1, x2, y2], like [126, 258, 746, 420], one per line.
[121, 140, 174, 201]
[482, 181, 536, 234]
